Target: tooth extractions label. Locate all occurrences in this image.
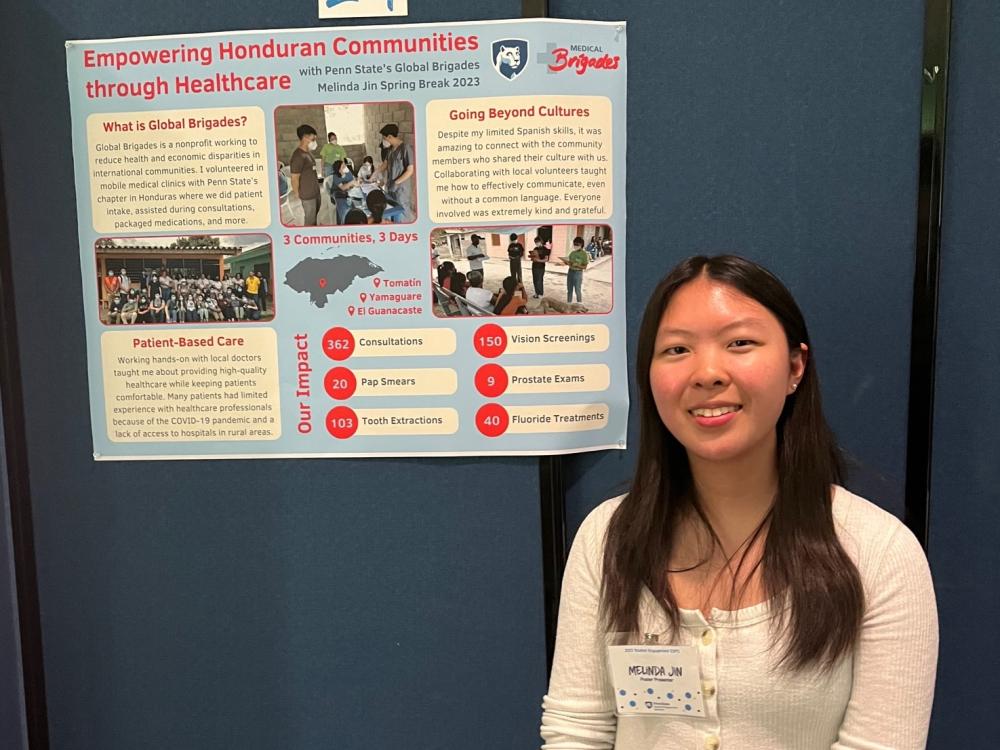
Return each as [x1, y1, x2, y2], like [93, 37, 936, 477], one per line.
[67, 19, 629, 459]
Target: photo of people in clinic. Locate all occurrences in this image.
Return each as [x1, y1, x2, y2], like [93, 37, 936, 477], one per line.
[96, 234, 274, 325]
[431, 225, 613, 318]
[277, 102, 416, 227]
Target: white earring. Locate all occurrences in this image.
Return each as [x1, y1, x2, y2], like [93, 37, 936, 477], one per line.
[791, 383, 798, 391]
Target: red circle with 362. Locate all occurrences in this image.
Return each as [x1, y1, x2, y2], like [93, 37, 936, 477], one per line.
[322, 327, 355, 361]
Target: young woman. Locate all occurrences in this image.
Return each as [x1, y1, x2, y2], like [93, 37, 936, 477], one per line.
[149, 294, 165, 323]
[448, 272, 469, 299]
[358, 155, 376, 184]
[541, 255, 937, 749]
[493, 276, 528, 316]
[436, 261, 456, 291]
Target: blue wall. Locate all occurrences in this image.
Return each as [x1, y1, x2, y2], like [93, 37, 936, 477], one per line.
[928, 0, 1000, 744]
[554, 0, 924, 535]
[0, 0, 995, 748]
[0, 398, 29, 750]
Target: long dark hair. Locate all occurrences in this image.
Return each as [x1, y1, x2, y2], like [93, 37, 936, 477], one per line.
[436, 261, 455, 287]
[602, 254, 863, 670]
[366, 189, 387, 223]
[493, 276, 519, 315]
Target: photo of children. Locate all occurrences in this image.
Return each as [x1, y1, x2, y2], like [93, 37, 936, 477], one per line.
[276, 102, 416, 227]
[431, 225, 613, 318]
[95, 235, 274, 325]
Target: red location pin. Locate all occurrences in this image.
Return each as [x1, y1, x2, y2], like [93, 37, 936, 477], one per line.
[373, 278, 381, 288]
[318, 278, 328, 288]
[360, 292, 368, 302]
[347, 306, 356, 316]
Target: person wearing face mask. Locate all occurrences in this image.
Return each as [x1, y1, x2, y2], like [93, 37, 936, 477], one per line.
[289, 124, 320, 226]
[376, 123, 415, 223]
[320, 132, 347, 178]
[329, 159, 362, 225]
[102, 269, 120, 311]
[357, 155, 376, 184]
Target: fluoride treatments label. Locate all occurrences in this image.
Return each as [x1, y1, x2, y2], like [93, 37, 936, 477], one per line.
[66, 19, 629, 459]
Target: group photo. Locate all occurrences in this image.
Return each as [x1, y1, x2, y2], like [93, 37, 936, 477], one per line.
[276, 102, 416, 227]
[95, 234, 274, 325]
[431, 224, 613, 318]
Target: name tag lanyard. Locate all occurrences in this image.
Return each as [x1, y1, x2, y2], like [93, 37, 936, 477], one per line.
[606, 632, 707, 718]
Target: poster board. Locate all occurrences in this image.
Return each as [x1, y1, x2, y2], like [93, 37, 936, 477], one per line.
[65, 18, 629, 459]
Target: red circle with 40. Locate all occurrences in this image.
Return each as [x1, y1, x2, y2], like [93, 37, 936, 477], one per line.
[476, 403, 510, 437]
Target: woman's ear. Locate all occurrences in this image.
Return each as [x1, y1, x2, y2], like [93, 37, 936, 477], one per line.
[790, 343, 809, 388]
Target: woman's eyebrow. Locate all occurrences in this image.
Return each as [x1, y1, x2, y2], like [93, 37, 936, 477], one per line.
[658, 317, 769, 337]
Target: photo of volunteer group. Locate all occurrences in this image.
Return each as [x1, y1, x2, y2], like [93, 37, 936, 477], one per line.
[96, 234, 274, 325]
[276, 102, 416, 226]
[431, 225, 613, 318]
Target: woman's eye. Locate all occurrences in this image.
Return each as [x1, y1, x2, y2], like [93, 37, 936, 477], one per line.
[662, 346, 688, 356]
[729, 339, 756, 349]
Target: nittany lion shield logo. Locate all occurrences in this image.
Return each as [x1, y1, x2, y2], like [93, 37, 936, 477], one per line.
[491, 39, 528, 81]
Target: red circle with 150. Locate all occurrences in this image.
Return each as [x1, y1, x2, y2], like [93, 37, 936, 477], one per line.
[324, 367, 357, 400]
[475, 403, 510, 437]
[475, 364, 508, 398]
[326, 406, 359, 439]
[473, 323, 507, 358]
[322, 326, 355, 361]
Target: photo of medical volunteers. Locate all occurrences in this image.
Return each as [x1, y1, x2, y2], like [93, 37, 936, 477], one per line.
[276, 102, 416, 226]
[96, 235, 274, 325]
[431, 225, 613, 318]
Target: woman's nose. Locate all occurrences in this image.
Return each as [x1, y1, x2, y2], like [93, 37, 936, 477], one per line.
[691, 352, 731, 389]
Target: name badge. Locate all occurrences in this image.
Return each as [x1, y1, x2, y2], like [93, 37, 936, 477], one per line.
[606, 644, 707, 718]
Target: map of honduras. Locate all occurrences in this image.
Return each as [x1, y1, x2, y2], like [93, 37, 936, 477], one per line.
[285, 255, 383, 308]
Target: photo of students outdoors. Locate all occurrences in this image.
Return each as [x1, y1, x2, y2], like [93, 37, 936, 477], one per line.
[96, 234, 274, 326]
[431, 225, 613, 318]
[276, 102, 416, 227]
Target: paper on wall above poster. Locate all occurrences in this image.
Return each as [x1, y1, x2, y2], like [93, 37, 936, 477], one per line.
[319, 0, 408, 19]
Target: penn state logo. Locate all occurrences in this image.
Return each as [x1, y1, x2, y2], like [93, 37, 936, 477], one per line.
[491, 39, 528, 81]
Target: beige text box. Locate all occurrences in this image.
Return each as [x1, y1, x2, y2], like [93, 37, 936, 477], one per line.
[505, 364, 610, 394]
[353, 328, 456, 357]
[507, 403, 609, 433]
[426, 96, 612, 223]
[354, 368, 458, 396]
[101, 328, 280, 442]
[505, 325, 609, 354]
[355, 408, 458, 435]
[87, 107, 269, 233]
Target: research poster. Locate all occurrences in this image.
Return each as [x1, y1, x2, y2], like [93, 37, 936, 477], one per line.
[66, 18, 629, 459]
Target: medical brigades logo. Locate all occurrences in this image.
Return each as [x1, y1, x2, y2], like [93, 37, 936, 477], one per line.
[491, 39, 528, 80]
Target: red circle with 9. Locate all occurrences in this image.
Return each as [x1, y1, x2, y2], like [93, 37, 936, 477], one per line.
[475, 364, 509, 398]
